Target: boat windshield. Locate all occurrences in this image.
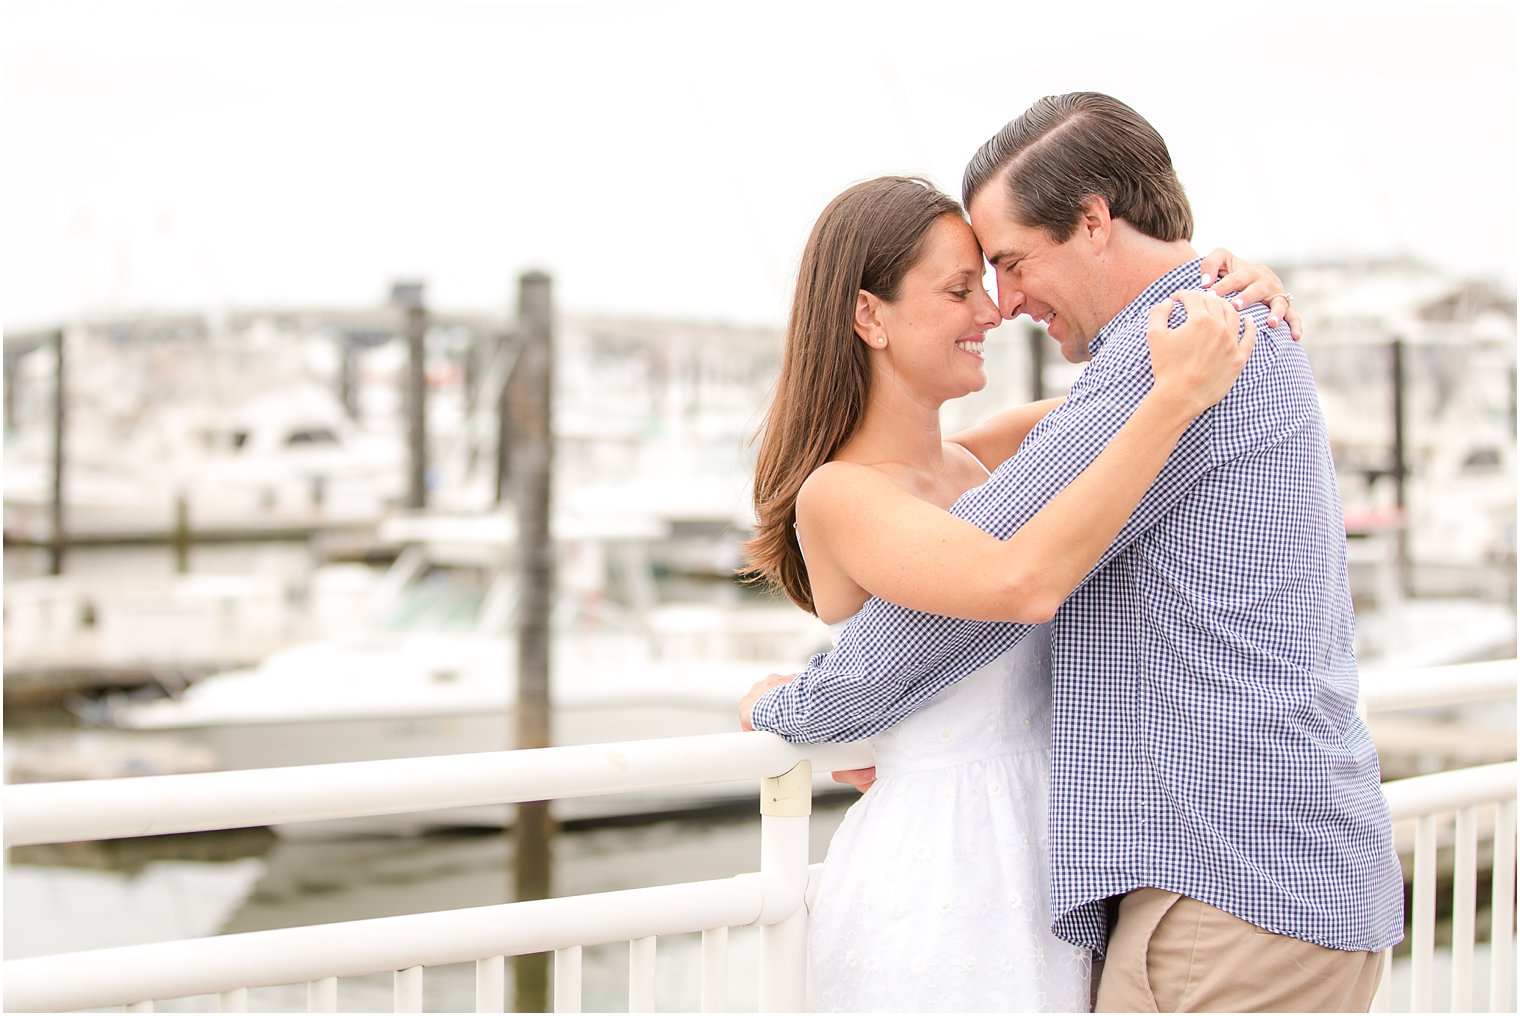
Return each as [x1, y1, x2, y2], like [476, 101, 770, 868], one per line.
[378, 565, 494, 632]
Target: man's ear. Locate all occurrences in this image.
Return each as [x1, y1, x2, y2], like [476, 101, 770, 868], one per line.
[1079, 195, 1112, 252]
[854, 290, 888, 348]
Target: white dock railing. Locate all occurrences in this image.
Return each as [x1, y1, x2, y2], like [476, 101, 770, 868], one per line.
[4, 660, 1516, 1014]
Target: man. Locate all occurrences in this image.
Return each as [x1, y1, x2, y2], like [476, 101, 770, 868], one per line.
[744, 92, 1403, 1011]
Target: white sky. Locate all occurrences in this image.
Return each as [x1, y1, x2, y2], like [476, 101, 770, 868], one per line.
[3, 0, 1516, 331]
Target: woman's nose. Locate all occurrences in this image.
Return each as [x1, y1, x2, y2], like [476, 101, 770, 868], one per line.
[973, 288, 1001, 331]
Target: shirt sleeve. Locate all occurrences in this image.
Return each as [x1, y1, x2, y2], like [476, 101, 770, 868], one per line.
[750, 316, 1224, 744]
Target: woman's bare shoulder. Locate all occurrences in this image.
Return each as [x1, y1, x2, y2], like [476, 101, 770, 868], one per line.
[796, 460, 901, 523]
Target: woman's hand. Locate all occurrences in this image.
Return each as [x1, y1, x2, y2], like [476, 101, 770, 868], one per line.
[1146, 290, 1257, 417]
[1199, 247, 1303, 340]
[832, 767, 876, 794]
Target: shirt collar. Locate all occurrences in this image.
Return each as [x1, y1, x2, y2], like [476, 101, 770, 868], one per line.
[1088, 257, 1205, 359]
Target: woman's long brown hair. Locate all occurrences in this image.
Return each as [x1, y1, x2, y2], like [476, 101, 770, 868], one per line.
[742, 177, 962, 613]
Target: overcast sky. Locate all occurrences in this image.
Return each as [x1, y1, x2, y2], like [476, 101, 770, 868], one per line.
[3, 0, 1516, 331]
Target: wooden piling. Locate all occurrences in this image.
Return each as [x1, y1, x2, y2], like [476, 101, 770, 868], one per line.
[511, 270, 555, 1013]
[1390, 336, 1409, 595]
[48, 329, 66, 576]
[393, 281, 428, 510]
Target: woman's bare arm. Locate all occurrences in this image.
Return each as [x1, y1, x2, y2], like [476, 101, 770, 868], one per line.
[948, 397, 1063, 471]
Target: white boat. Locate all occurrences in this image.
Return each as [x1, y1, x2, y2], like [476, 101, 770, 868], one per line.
[4, 381, 406, 539]
[107, 509, 834, 832]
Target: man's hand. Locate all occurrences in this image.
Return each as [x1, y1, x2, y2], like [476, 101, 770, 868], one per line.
[832, 767, 877, 794]
[739, 673, 795, 731]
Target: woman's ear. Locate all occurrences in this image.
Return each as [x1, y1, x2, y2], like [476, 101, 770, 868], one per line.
[854, 290, 888, 348]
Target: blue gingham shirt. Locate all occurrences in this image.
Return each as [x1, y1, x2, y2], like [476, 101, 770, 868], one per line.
[753, 259, 1405, 956]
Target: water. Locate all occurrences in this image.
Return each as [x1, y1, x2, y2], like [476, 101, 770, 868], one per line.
[4, 796, 857, 1012]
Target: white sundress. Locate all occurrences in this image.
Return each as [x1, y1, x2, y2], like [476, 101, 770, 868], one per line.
[806, 619, 1092, 1012]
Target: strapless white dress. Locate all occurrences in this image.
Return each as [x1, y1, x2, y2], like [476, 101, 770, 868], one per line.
[807, 620, 1091, 1012]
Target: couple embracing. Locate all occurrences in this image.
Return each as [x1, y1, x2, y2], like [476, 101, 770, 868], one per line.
[739, 92, 1404, 1012]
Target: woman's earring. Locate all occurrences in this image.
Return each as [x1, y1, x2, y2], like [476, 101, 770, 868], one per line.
[874, 336, 886, 347]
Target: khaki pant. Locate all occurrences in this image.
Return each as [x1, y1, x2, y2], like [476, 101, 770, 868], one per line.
[1094, 889, 1383, 1012]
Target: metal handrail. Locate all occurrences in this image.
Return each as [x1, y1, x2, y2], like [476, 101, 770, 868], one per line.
[1361, 658, 1517, 712]
[8, 658, 1511, 847]
[1382, 760, 1517, 819]
[2, 731, 875, 847]
[3, 877, 768, 1013]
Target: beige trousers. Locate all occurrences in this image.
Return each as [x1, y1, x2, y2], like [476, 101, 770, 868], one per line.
[1093, 889, 1383, 1013]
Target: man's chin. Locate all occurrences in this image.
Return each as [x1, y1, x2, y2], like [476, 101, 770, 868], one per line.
[1055, 339, 1092, 364]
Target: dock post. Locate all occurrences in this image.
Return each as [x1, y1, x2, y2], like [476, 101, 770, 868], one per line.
[1389, 336, 1409, 596]
[758, 760, 811, 1012]
[512, 270, 556, 1014]
[494, 327, 517, 503]
[337, 335, 358, 419]
[48, 328, 66, 576]
[3, 340, 20, 435]
[392, 280, 428, 510]
[173, 492, 191, 574]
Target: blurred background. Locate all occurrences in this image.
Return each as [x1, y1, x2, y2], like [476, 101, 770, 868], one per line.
[4, 0, 1516, 1010]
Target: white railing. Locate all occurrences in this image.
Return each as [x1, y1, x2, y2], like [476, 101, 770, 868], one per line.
[4, 660, 1516, 1014]
[1361, 657, 1517, 712]
[4, 732, 873, 1013]
[1373, 764, 1517, 1013]
[1364, 658, 1518, 1014]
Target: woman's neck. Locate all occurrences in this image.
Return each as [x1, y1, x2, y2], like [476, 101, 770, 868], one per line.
[837, 383, 947, 473]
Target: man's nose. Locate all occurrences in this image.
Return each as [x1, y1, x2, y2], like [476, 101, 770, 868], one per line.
[995, 277, 1025, 321]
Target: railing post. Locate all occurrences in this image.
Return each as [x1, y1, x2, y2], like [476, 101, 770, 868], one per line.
[1492, 800, 1517, 1013]
[308, 976, 337, 1012]
[1452, 807, 1477, 1012]
[629, 936, 656, 1012]
[476, 955, 505, 1013]
[553, 946, 583, 1013]
[757, 760, 811, 1012]
[395, 965, 423, 1012]
[1410, 814, 1438, 1012]
[700, 927, 728, 1012]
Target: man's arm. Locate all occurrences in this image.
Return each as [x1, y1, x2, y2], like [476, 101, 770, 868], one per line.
[750, 298, 1261, 744]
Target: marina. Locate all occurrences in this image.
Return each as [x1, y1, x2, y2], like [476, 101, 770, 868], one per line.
[6, 3, 1517, 1010]
[4, 263, 1517, 1012]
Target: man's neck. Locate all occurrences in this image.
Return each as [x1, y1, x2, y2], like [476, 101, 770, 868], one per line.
[1095, 222, 1197, 326]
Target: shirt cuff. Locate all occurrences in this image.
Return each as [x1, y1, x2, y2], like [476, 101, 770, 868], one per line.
[749, 682, 795, 737]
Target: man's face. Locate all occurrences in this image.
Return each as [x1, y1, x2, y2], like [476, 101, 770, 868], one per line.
[968, 184, 1103, 364]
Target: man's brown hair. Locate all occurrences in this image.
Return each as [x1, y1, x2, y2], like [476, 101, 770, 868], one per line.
[962, 92, 1193, 243]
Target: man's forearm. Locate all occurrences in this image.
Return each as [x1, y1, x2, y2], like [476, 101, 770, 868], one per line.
[750, 612, 1035, 742]
[750, 313, 1216, 743]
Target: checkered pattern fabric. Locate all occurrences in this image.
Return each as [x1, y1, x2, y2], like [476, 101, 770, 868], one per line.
[752, 259, 1405, 956]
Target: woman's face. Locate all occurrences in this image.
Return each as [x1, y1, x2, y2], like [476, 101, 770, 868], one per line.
[873, 214, 1001, 402]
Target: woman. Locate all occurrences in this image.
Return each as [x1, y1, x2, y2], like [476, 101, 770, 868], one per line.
[742, 177, 1282, 1011]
